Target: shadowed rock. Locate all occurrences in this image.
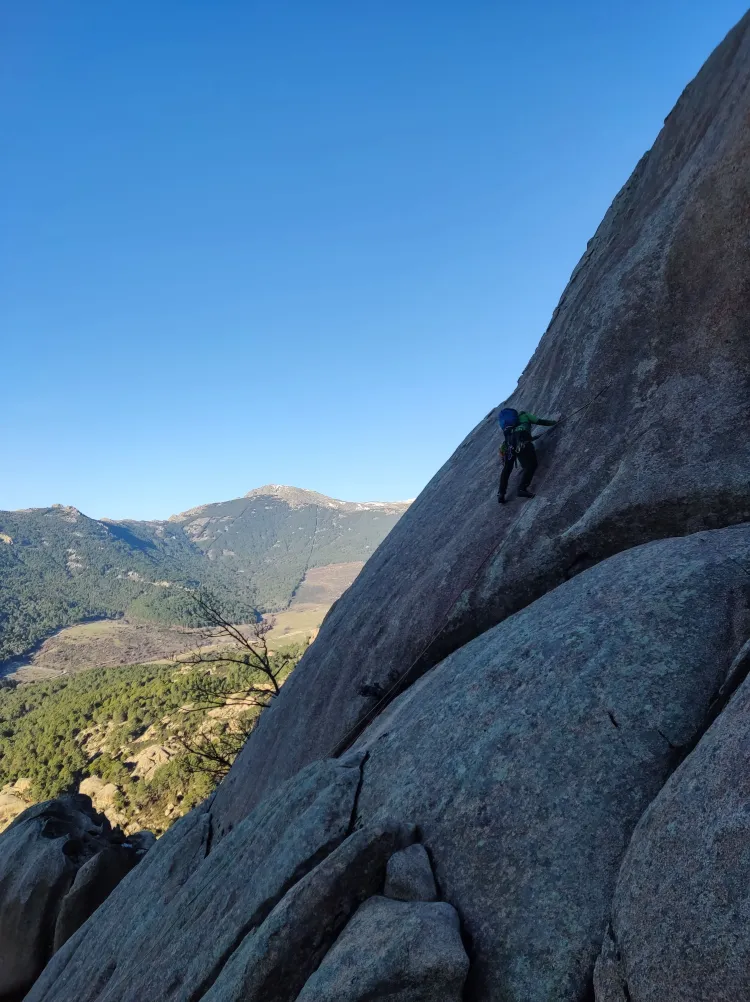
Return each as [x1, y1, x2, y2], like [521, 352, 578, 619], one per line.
[27, 804, 212, 1002]
[202, 823, 416, 1002]
[52, 846, 138, 952]
[0, 795, 147, 1001]
[295, 895, 468, 1002]
[26, 758, 371, 1002]
[593, 926, 629, 1002]
[384, 843, 438, 902]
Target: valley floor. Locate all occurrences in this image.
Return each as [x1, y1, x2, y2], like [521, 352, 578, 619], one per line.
[1, 562, 362, 681]
[1, 604, 329, 682]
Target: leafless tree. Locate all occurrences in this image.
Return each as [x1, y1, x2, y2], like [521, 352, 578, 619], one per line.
[175, 590, 301, 778]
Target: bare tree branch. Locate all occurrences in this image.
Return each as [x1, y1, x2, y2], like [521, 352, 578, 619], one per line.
[177, 589, 305, 781]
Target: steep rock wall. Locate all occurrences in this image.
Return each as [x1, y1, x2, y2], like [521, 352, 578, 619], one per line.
[213, 11, 750, 832]
[22, 525, 750, 1002]
[349, 526, 750, 1001]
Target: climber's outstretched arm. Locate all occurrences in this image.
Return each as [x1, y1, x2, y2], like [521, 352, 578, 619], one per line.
[528, 414, 557, 427]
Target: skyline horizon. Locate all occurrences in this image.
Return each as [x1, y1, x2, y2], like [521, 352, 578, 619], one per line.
[1, 481, 418, 522]
[4, 2, 747, 520]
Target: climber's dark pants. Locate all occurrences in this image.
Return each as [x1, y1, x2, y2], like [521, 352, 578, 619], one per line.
[498, 444, 538, 497]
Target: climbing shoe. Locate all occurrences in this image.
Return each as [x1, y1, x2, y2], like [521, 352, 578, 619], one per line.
[517, 488, 535, 499]
[497, 493, 507, 505]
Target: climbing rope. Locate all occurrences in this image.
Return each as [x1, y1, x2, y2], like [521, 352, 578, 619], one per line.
[330, 383, 612, 757]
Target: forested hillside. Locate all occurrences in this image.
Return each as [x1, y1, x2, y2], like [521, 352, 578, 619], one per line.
[0, 639, 306, 834]
[0, 506, 210, 662]
[169, 485, 409, 609]
[0, 487, 408, 662]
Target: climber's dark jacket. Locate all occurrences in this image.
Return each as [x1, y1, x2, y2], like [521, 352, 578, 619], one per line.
[498, 412, 556, 496]
[498, 412, 556, 461]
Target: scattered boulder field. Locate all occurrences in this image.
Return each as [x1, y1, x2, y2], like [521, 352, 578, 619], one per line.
[3, 11, 750, 1002]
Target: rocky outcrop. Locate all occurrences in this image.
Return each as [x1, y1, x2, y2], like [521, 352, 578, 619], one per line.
[213, 9, 750, 832]
[25, 759, 415, 1002]
[27, 802, 213, 1001]
[0, 796, 149, 1001]
[25, 771, 460, 1002]
[52, 843, 148, 952]
[200, 822, 417, 1002]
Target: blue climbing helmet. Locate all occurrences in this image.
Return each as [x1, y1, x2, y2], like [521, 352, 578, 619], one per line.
[497, 407, 519, 432]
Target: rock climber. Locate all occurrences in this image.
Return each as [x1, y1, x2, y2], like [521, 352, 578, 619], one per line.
[497, 407, 557, 504]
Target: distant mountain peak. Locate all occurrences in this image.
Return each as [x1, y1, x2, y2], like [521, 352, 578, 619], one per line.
[244, 484, 325, 502]
[48, 504, 83, 522]
[243, 485, 345, 509]
[1, 483, 410, 663]
[169, 486, 410, 522]
[242, 484, 410, 514]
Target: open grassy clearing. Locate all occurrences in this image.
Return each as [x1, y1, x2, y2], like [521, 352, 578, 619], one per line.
[3, 618, 201, 682]
[290, 561, 363, 605]
[4, 604, 327, 682]
[263, 604, 329, 647]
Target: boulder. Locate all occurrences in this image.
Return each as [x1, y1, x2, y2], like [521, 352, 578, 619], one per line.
[212, 10, 750, 833]
[29, 803, 212, 1002]
[598, 640, 750, 1001]
[384, 843, 438, 902]
[27, 757, 390, 1002]
[347, 526, 750, 1001]
[295, 896, 468, 1002]
[0, 795, 145, 1001]
[202, 823, 416, 1002]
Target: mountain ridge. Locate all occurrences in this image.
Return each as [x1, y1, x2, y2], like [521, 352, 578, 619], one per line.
[170, 485, 411, 521]
[5, 487, 410, 522]
[0, 486, 409, 662]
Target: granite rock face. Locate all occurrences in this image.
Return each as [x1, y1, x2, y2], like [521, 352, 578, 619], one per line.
[597, 638, 750, 1001]
[25, 759, 411, 1002]
[201, 823, 416, 1002]
[349, 527, 750, 1001]
[52, 846, 139, 952]
[295, 896, 469, 1002]
[27, 804, 213, 1002]
[384, 843, 439, 902]
[0, 795, 147, 1001]
[213, 10, 750, 832]
[31, 528, 736, 1002]
[593, 927, 629, 1002]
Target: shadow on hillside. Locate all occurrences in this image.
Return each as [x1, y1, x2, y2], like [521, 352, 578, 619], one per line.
[106, 524, 156, 551]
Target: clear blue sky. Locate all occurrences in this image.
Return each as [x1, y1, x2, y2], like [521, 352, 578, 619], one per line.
[2, 2, 746, 519]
